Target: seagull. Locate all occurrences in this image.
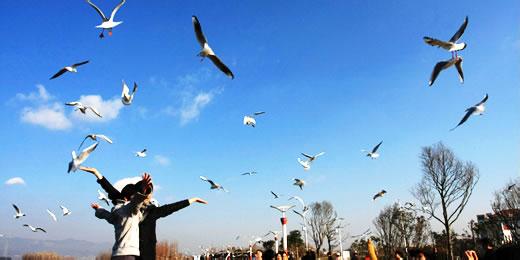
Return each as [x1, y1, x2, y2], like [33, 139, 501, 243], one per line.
[46, 209, 57, 222]
[270, 205, 296, 213]
[241, 171, 258, 176]
[507, 184, 516, 191]
[86, 0, 126, 38]
[293, 178, 305, 190]
[12, 204, 25, 219]
[243, 112, 266, 127]
[78, 134, 113, 150]
[362, 141, 383, 159]
[60, 206, 71, 216]
[404, 202, 416, 209]
[192, 15, 234, 79]
[50, 61, 89, 80]
[65, 101, 102, 118]
[292, 209, 308, 219]
[373, 190, 387, 201]
[424, 16, 468, 57]
[271, 191, 280, 199]
[135, 149, 147, 158]
[297, 152, 325, 170]
[428, 56, 464, 86]
[200, 176, 228, 192]
[68, 142, 99, 173]
[121, 80, 138, 105]
[23, 224, 46, 233]
[98, 190, 110, 206]
[451, 94, 488, 131]
[235, 235, 240, 240]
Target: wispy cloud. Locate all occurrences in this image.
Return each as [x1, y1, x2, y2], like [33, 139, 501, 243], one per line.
[5, 177, 26, 186]
[154, 155, 171, 166]
[179, 92, 214, 125]
[16, 84, 52, 102]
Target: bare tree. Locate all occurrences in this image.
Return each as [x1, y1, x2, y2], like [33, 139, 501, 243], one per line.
[490, 178, 520, 244]
[374, 203, 401, 258]
[412, 142, 479, 260]
[307, 201, 337, 257]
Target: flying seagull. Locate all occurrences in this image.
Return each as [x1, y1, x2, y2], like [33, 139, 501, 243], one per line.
[293, 178, 305, 190]
[78, 134, 113, 150]
[451, 94, 488, 131]
[424, 16, 468, 57]
[192, 15, 234, 79]
[68, 142, 99, 173]
[404, 202, 416, 209]
[241, 171, 258, 176]
[363, 141, 383, 159]
[121, 80, 138, 105]
[292, 209, 308, 219]
[508, 184, 516, 191]
[86, 0, 126, 38]
[12, 204, 25, 219]
[429, 56, 464, 86]
[98, 190, 110, 206]
[46, 209, 57, 222]
[50, 60, 89, 80]
[60, 206, 71, 216]
[65, 101, 102, 118]
[297, 152, 325, 170]
[373, 190, 387, 201]
[200, 176, 228, 192]
[243, 112, 266, 127]
[23, 224, 46, 233]
[135, 149, 147, 158]
[271, 191, 280, 199]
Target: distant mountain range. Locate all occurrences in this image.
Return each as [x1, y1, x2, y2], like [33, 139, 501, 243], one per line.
[0, 237, 110, 259]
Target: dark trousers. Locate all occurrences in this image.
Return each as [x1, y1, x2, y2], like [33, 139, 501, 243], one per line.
[111, 256, 138, 260]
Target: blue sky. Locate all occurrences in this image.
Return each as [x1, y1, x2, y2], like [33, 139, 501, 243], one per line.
[1, 0, 519, 253]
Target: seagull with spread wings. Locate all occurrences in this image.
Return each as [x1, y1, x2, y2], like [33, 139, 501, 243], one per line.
[86, 0, 126, 38]
[293, 178, 305, 190]
[135, 149, 147, 158]
[60, 206, 71, 216]
[373, 190, 387, 201]
[362, 141, 383, 159]
[428, 56, 464, 86]
[424, 16, 468, 57]
[121, 80, 138, 105]
[78, 134, 112, 151]
[200, 176, 229, 192]
[23, 224, 46, 233]
[241, 171, 258, 176]
[243, 112, 266, 127]
[271, 191, 280, 199]
[451, 94, 488, 131]
[12, 204, 25, 219]
[192, 16, 234, 79]
[68, 142, 99, 173]
[65, 101, 103, 118]
[46, 209, 57, 222]
[297, 152, 325, 170]
[50, 60, 89, 80]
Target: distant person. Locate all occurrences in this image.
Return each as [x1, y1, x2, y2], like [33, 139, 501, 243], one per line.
[80, 166, 207, 260]
[255, 249, 263, 260]
[394, 250, 404, 259]
[91, 173, 151, 260]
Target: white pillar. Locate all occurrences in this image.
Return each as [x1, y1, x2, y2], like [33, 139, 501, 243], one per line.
[281, 213, 288, 253]
[275, 235, 279, 254]
[338, 228, 343, 259]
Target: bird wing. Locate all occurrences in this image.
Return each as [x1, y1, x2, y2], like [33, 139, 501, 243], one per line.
[429, 59, 453, 86]
[301, 153, 313, 159]
[121, 80, 130, 98]
[314, 152, 325, 158]
[450, 107, 475, 131]
[423, 37, 452, 49]
[454, 57, 464, 83]
[372, 141, 383, 153]
[141, 148, 147, 153]
[50, 68, 68, 80]
[87, 106, 102, 118]
[77, 136, 90, 151]
[86, 0, 107, 20]
[241, 172, 250, 176]
[78, 142, 98, 162]
[207, 179, 217, 186]
[46, 210, 57, 222]
[271, 191, 279, 198]
[293, 210, 304, 218]
[12, 204, 21, 214]
[132, 82, 138, 94]
[253, 111, 266, 116]
[373, 193, 381, 200]
[289, 196, 305, 207]
[192, 16, 208, 47]
[476, 94, 489, 106]
[199, 176, 209, 182]
[36, 228, 47, 233]
[96, 134, 113, 144]
[72, 60, 89, 68]
[109, 0, 126, 21]
[297, 158, 309, 168]
[449, 16, 469, 43]
[60, 206, 70, 214]
[65, 101, 81, 107]
[208, 55, 234, 79]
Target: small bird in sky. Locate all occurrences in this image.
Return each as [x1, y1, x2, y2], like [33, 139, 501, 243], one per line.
[46, 209, 57, 222]
[293, 178, 305, 190]
[60, 205, 71, 216]
[78, 134, 113, 150]
[507, 184, 516, 191]
[192, 16, 234, 79]
[428, 56, 464, 86]
[297, 152, 325, 170]
[241, 171, 258, 176]
[65, 101, 102, 118]
[373, 190, 387, 201]
[424, 16, 468, 56]
[13, 204, 25, 219]
[68, 142, 99, 173]
[271, 191, 280, 199]
[451, 94, 488, 131]
[200, 176, 229, 192]
[135, 149, 147, 158]
[121, 80, 138, 105]
[363, 141, 383, 159]
[50, 60, 89, 80]
[243, 112, 266, 127]
[23, 224, 46, 233]
[98, 190, 110, 206]
[86, 0, 126, 38]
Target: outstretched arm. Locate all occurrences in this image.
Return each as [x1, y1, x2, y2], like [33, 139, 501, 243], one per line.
[153, 197, 208, 219]
[92, 203, 114, 224]
[80, 166, 123, 202]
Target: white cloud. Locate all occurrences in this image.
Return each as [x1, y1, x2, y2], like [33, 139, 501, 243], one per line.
[21, 103, 72, 130]
[70, 95, 123, 122]
[180, 92, 213, 125]
[16, 84, 52, 102]
[113, 176, 142, 192]
[5, 177, 26, 186]
[154, 155, 171, 166]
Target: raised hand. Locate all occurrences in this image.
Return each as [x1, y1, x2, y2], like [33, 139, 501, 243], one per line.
[189, 197, 208, 204]
[79, 166, 102, 179]
[91, 203, 100, 209]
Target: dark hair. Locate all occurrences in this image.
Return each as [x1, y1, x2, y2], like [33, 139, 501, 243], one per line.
[395, 250, 404, 257]
[121, 184, 136, 199]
